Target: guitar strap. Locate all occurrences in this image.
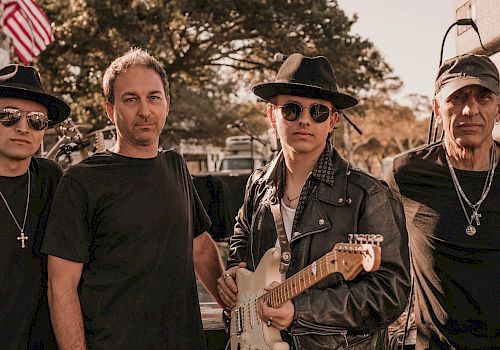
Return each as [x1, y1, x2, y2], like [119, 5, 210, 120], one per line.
[270, 201, 291, 274]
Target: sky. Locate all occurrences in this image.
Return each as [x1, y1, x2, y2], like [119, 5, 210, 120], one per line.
[337, 0, 457, 101]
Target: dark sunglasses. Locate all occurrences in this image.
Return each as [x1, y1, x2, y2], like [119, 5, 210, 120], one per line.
[0, 108, 49, 131]
[277, 102, 334, 123]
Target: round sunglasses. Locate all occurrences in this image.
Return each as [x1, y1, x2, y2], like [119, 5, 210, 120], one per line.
[0, 108, 49, 131]
[276, 102, 334, 123]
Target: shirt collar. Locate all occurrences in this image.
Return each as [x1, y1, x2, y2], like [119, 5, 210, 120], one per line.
[310, 142, 335, 186]
[262, 142, 336, 187]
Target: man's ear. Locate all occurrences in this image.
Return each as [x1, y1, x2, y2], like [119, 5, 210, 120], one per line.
[432, 98, 442, 124]
[266, 103, 276, 129]
[105, 101, 115, 124]
[496, 97, 500, 123]
[165, 95, 171, 117]
[329, 111, 340, 132]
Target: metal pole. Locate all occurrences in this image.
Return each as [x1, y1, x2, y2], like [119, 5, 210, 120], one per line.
[428, 18, 480, 144]
[428, 22, 456, 144]
[250, 136, 254, 169]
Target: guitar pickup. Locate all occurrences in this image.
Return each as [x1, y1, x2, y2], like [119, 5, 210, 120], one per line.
[235, 307, 243, 335]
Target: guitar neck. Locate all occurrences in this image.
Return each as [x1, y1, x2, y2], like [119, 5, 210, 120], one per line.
[259, 251, 336, 309]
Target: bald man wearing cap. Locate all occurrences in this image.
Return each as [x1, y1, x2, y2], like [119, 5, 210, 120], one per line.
[386, 54, 500, 349]
[217, 53, 410, 350]
[0, 64, 70, 349]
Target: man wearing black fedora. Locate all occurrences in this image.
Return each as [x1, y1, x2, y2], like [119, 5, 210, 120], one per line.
[0, 64, 70, 349]
[217, 53, 410, 349]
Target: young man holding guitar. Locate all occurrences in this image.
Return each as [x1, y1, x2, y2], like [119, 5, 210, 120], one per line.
[217, 53, 411, 350]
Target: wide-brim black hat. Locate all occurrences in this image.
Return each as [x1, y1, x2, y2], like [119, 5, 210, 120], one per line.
[0, 64, 70, 126]
[253, 53, 358, 109]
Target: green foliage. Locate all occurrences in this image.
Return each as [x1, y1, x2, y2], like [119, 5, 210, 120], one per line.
[35, 0, 395, 146]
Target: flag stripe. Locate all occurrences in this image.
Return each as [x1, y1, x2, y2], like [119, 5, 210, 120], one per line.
[12, 12, 44, 53]
[1, 0, 54, 64]
[4, 19, 34, 54]
[17, 0, 52, 42]
[3, 26, 32, 63]
[12, 0, 52, 44]
[14, 10, 47, 51]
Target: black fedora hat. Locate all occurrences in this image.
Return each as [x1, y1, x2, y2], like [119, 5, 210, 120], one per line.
[253, 53, 358, 109]
[0, 64, 70, 126]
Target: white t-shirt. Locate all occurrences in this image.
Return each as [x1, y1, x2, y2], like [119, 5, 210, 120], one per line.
[275, 198, 296, 247]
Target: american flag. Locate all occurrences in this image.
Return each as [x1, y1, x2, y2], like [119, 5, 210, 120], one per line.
[1, 0, 54, 64]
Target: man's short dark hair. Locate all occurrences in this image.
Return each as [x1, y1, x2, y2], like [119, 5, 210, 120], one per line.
[103, 48, 169, 103]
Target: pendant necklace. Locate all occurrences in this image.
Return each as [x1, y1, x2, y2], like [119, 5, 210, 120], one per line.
[444, 143, 496, 236]
[285, 192, 300, 206]
[0, 170, 30, 248]
[286, 193, 300, 202]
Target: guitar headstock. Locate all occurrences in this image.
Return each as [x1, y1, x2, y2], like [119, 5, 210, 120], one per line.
[329, 234, 383, 280]
[55, 118, 89, 143]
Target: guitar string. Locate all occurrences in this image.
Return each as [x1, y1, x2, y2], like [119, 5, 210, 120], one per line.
[276, 254, 323, 306]
[263, 252, 332, 307]
[256, 247, 368, 308]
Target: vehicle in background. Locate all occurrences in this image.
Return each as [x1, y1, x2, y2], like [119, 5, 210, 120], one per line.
[217, 135, 271, 173]
[218, 155, 266, 172]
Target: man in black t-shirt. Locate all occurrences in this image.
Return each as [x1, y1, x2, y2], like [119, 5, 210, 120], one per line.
[387, 54, 500, 349]
[0, 65, 70, 349]
[42, 48, 225, 350]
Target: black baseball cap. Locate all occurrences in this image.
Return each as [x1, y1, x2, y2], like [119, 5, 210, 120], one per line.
[435, 54, 499, 100]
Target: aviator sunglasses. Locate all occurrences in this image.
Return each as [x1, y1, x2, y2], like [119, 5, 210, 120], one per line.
[277, 102, 334, 123]
[0, 108, 49, 131]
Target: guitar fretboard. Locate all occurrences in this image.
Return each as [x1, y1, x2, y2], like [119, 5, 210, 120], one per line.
[259, 251, 336, 308]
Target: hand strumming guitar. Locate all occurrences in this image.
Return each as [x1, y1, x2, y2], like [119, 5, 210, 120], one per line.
[217, 262, 246, 308]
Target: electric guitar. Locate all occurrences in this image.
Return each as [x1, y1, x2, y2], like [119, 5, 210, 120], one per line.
[44, 118, 90, 166]
[229, 239, 382, 350]
[54, 118, 90, 161]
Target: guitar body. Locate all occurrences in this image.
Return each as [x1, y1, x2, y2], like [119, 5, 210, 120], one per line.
[230, 247, 289, 350]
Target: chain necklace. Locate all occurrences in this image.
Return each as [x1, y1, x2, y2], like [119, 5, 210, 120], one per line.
[444, 143, 497, 236]
[0, 170, 30, 248]
[285, 192, 300, 204]
[284, 194, 300, 208]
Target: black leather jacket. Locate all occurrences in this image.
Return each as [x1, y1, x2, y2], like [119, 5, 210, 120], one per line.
[227, 149, 410, 350]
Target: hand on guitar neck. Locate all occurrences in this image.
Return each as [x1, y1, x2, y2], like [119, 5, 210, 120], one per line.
[258, 282, 294, 330]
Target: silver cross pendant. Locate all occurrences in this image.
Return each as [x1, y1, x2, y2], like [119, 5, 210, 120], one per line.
[471, 211, 482, 226]
[17, 231, 29, 248]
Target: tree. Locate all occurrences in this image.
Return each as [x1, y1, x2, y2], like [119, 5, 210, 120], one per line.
[333, 93, 430, 176]
[35, 0, 395, 147]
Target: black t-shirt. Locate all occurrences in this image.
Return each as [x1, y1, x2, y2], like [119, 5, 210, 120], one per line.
[0, 158, 61, 350]
[388, 142, 500, 350]
[42, 150, 211, 350]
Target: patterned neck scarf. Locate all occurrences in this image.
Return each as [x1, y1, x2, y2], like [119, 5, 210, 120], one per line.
[279, 143, 336, 231]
